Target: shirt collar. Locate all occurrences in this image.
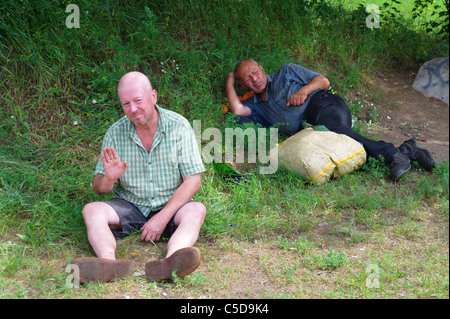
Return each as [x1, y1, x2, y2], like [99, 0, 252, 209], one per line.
[266, 73, 272, 87]
[155, 104, 167, 135]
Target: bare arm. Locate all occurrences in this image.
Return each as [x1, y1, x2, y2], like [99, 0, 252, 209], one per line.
[286, 75, 330, 106]
[225, 72, 252, 116]
[140, 173, 202, 242]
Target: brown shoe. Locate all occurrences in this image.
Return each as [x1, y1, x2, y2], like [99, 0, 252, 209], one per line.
[145, 247, 201, 281]
[71, 257, 135, 284]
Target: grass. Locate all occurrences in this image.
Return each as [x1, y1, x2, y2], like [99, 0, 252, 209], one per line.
[0, 0, 449, 300]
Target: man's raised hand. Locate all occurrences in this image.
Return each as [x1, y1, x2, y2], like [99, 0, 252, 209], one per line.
[101, 147, 128, 182]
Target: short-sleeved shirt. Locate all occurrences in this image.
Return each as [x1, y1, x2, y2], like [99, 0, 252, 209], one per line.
[241, 63, 321, 136]
[94, 105, 205, 217]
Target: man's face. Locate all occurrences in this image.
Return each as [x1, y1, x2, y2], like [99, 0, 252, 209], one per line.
[118, 80, 157, 127]
[236, 61, 268, 93]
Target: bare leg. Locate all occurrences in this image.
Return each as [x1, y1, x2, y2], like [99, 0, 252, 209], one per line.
[166, 201, 206, 257]
[82, 202, 121, 260]
[145, 201, 206, 281]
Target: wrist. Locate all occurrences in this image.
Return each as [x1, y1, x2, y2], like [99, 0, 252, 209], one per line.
[101, 174, 117, 190]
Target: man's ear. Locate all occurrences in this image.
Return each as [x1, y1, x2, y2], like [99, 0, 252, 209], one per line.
[151, 89, 158, 104]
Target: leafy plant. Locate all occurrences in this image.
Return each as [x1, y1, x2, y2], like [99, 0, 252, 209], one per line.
[17, 221, 36, 245]
[318, 249, 347, 270]
[413, 0, 449, 41]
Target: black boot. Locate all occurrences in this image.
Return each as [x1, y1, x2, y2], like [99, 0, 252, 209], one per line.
[398, 139, 435, 171]
[390, 152, 411, 182]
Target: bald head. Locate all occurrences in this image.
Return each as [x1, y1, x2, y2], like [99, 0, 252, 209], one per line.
[118, 71, 152, 93]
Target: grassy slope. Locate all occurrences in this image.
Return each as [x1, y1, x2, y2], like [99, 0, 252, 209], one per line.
[0, 0, 448, 299]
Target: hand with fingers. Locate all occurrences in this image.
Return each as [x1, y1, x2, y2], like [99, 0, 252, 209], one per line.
[286, 90, 308, 107]
[101, 147, 128, 182]
[140, 213, 168, 243]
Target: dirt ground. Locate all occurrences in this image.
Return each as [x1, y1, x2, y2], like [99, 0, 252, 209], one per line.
[355, 69, 449, 163]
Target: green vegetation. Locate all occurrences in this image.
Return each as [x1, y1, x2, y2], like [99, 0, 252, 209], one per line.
[0, 0, 448, 299]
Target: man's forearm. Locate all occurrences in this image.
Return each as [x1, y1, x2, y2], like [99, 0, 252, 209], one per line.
[139, 173, 202, 242]
[154, 173, 202, 224]
[225, 85, 242, 112]
[302, 75, 330, 95]
[225, 73, 251, 116]
[92, 174, 116, 195]
[287, 75, 331, 106]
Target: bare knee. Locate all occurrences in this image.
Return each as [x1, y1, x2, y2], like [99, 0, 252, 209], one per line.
[82, 202, 119, 227]
[189, 202, 207, 223]
[82, 202, 100, 223]
[176, 202, 206, 226]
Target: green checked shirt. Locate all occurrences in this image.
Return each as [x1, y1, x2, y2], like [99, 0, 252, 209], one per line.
[94, 105, 205, 217]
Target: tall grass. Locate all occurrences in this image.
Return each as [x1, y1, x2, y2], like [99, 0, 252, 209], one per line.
[0, 0, 448, 298]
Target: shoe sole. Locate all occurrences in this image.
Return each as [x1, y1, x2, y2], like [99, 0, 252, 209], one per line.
[392, 163, 411, 182]
[145, 247, 201, 281]
[71, 257, 135, 284]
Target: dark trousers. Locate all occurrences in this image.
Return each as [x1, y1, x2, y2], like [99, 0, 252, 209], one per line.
[302, 90, 397, 163]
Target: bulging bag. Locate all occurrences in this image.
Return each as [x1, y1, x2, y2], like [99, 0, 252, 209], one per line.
[274, 127, 366, 184]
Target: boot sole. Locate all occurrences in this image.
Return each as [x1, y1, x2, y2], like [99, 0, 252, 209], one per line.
[145, 247, 201, 281]
[71, 257, 135, 284]
[392, 163, 411, 182]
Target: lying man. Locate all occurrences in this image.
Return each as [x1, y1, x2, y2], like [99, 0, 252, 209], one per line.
[73, 71, 206, 283]
[225, 59, 435, 181]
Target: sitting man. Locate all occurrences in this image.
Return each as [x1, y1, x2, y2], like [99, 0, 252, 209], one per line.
[225, 59, 435, 181]
[73, 71, 206, 283]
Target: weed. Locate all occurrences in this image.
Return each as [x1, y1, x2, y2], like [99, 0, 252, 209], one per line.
[278, 236, 315, 254]
[318, 249, 347, 270]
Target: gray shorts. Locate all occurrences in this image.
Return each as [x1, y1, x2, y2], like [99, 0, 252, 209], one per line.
[104, 198, 195, 240]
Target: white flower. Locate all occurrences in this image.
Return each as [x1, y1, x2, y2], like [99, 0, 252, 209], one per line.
[92, 99, 97, 104]
[73, 120, 78, 126]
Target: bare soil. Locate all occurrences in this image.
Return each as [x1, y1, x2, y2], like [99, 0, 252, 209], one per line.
[356, 69, 449, 163]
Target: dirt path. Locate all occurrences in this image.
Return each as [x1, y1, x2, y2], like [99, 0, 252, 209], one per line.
[358, 69, 449, 163]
